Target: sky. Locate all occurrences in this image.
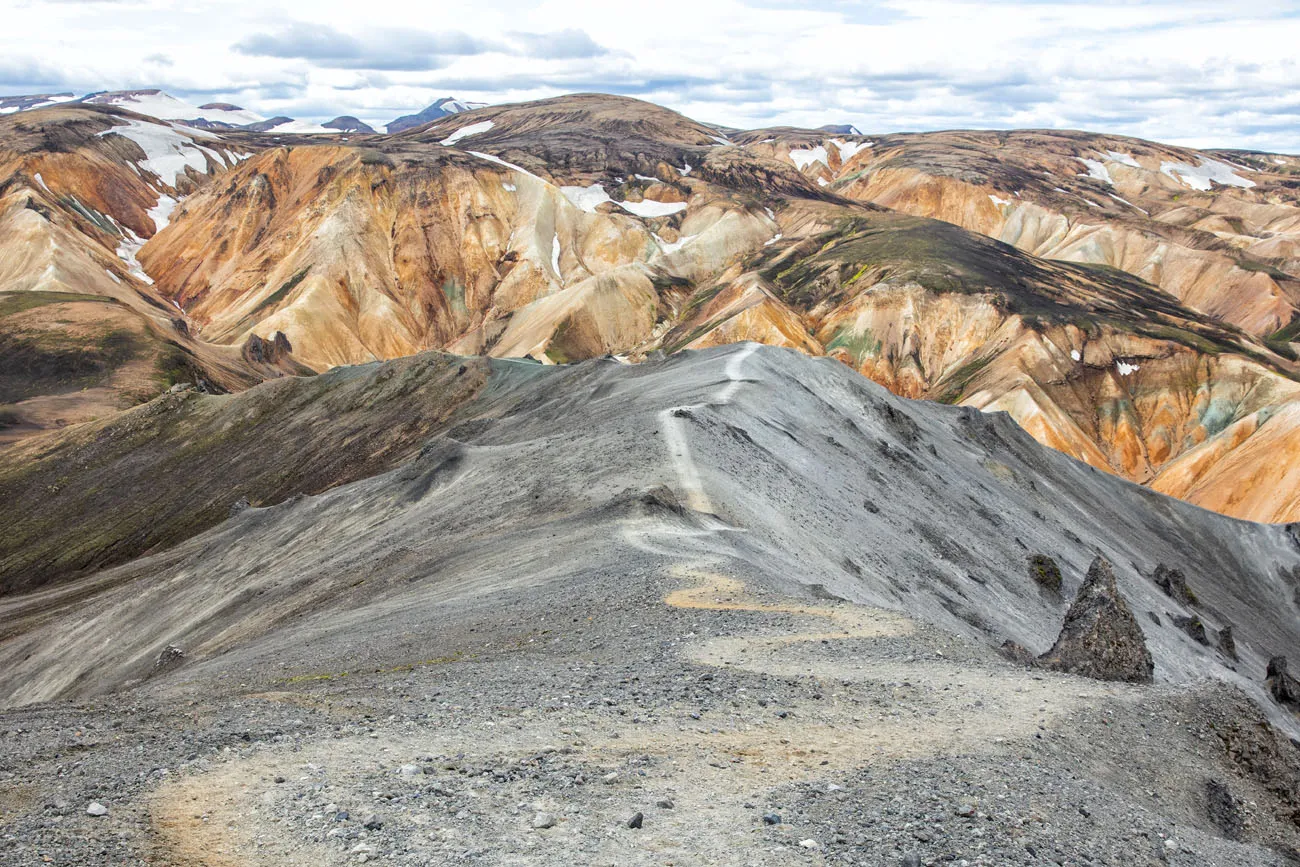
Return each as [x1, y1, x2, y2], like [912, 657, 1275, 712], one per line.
[4, 0, 1300, 151]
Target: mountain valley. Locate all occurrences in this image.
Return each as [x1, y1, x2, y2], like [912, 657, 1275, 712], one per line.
[4, 87, 1300, 866]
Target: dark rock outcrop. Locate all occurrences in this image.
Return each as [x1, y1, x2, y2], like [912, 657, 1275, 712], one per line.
[1172, 614, 1211, 646]
[1219, 624, 1239, 661]
[1027, 554, 1063, 593]
[241, 331, 292, 365]
[1038, 556, 1154, 683]
[999, 640, 1036, 666]
[1154, 563, 1197, 605]
[1267, 656, 1300, 710]
[1205, 779, 1244, 840]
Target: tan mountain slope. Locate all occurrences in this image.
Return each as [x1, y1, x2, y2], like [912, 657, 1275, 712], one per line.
[7, 94, 1300, 522]
[0, 104, 306, 439]
[745, 128, 1300, 339]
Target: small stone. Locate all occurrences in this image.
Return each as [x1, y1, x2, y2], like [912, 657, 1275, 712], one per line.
[955, 797, 978, 818]
[656, 799, 674, 809]
[86, 802, 108, 817]
[902, 855, 922, 867]
[363, 815, 384, 831]
[532, 812, 557, 829]
[762, 813, 782, 825]
[626, 811, 644, 829]
[798, 839, 820, 849]
[398, 764, 421, 777]
[601, 772, 619, 783]
[274, 776, 285, 784]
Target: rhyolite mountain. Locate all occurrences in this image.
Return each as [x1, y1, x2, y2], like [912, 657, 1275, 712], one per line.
[7, 90, 1300, 866]
[3, 91, 1300, 525]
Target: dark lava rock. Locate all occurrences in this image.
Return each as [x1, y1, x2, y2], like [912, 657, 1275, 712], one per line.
[1027, 554, 1063, 593]
[1153, 563, 1197, 606]
[1266, 656, 1300, 709]
[762, 813, 782, 825]
[998, 639, 1036, 666]
[1205, 779, 1243, 840]
[1218, 624, 1239, 661]
[241, 330, 293, 365]
[1038, 556, 1154, 683]
[363, 815, 384, 831]
[154, 644, 185, 671]
[1172, 614, 1210, 646]
[626, 811, 643, 829]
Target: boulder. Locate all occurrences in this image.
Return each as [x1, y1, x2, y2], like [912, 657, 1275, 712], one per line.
[1266, 656, 1300, 709]
[1038, 556, 1154, 683]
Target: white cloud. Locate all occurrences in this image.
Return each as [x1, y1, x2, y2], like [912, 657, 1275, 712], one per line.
[2, 0, 1299, 151]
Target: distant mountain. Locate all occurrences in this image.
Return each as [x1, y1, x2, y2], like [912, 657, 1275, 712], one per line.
[818, 123, 863, 135]
[0, 92, 76, 114]
[385, 97, 486, 133]
[80, 89, 265, 126]
[322, 116, 376, 134]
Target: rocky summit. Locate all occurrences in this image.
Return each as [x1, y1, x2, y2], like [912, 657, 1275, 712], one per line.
[3, 82, 1300, 867]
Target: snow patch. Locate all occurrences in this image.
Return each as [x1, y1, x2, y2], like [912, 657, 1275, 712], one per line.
[708, 134, 731, 147]
[1105, 151, 1141, 168]
[830, 138, 872, 163]
[1116, 361, 1140, 376]
[33, 173, 50, 193]
[1076, 158, 1113, 185]
[763, 233, 783, 247]
[653, 233, 696, 254]
[550, 234, 562, 280]
[1272, 157, 1288, 166]
[816, 177, 828, 187]
[440, 120, 495, 147]
[97, 119, 213, 185]
[502, 182, 517, 192]
[468, 151, 541, 181]
[988, 193, 1012, 208]
[1070, 349, 1081, 362]
[789, 145, 829, 171]
[619, 198, 687, 217]
[561, 183, 686, 217]
[634, 174, 659, 182]
[680, 161, 692, 176]
[560, 184, 613, 213]
[105, 269, 121, 284]
[1108, 194, 1148, 215]
[1160, 158, 1255, 191]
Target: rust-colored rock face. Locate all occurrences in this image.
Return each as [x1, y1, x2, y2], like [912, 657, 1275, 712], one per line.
[5, 94, 1300, 523]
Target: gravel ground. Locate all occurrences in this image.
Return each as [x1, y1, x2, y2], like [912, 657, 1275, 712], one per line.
[4, 345, 1300, 865]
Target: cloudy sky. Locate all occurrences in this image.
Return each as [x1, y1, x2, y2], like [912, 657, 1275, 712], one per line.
[4, 0, 1300, 151]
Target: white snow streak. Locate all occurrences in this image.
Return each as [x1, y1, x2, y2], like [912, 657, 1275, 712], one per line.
[789, 145, 829, 171]
[1076, 158, 1113, 185]
[1116, 361, 1140, 376]
[1160, 158, 1255, 191]
[97, 119, 212, 185]
[440, 120, 495, 147]
[988, 193, 1013, 208]
[550, 234, 562, 282]
[830, 138, 872, 163]
[1105, 150, 1141, 168]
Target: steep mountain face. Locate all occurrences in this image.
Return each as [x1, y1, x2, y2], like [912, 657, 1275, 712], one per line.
[385, 96, 486, 133]
[5, 93, 1300, 521]
[0, 103, 304, 439]
[117, 94, 1300, 521]
[745, 128, 1300, 339]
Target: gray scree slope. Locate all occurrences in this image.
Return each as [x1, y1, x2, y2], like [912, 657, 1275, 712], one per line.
[1, 343, 1298, 734]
